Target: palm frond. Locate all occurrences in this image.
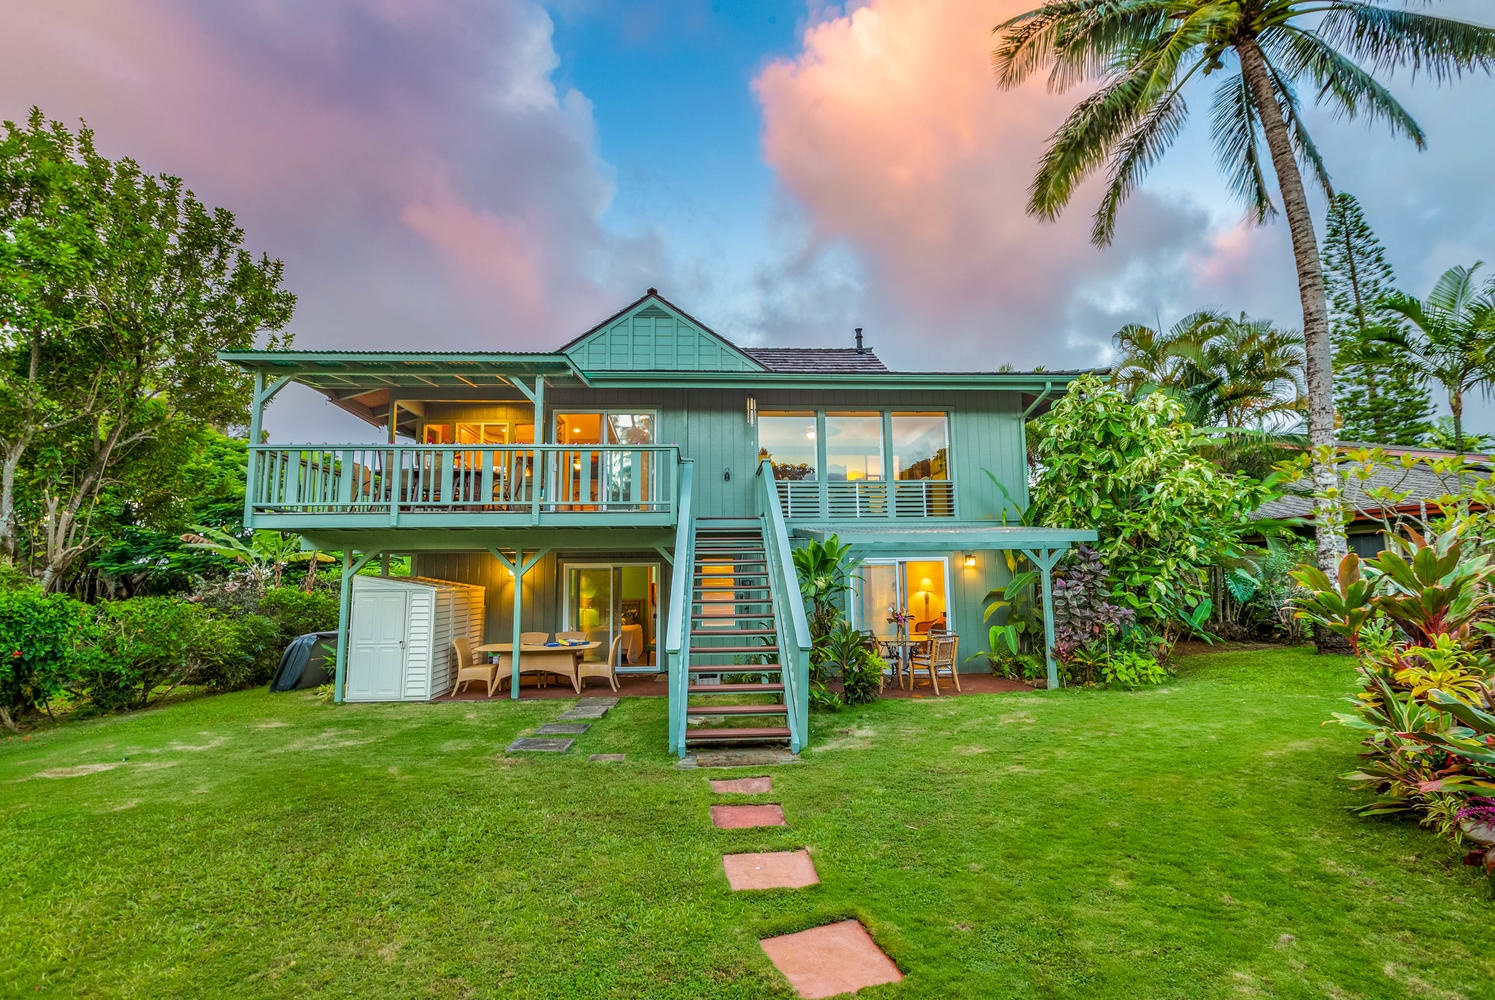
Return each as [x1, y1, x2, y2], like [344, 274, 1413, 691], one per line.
[1427, 262, 1487, 316]
[1319, 2, 1495, 84]
[1209, 72, 1275, 223]
[1265, 24, 1425, 147]
[1092, 85, 1190, 245]
[992, 1, 1176, 90]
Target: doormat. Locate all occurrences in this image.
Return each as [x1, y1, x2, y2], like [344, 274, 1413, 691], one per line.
[505, 737, 574, 753]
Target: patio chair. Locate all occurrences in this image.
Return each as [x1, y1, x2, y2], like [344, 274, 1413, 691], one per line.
[908, 633, 960, 695]
[448, 636, 500, 698]
[520, 631, 549, 645]
[578, 634, 623, 693]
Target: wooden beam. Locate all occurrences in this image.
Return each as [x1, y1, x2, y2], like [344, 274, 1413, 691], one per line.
[1021, 547, 1066, 691]
[489, 547, 550, 699]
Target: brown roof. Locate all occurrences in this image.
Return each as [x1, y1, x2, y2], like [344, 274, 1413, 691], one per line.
[743, 348, 890, 373]
[1257, 460, 1491, 521]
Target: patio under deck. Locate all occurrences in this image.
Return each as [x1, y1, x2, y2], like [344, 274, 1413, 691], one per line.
[436, 671, 1033, 702]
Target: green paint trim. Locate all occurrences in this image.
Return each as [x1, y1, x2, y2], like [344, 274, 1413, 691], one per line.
[558, 290, 768, 373]
[333, 550, 379, 703]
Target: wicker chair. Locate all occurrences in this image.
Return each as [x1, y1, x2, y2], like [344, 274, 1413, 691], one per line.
[448, 636, 500, 697]
[578, 634, 623, 693]
[908, 633, 960, 695]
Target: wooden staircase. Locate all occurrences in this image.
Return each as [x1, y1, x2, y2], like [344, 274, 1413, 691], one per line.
[684, 517, 791, 747]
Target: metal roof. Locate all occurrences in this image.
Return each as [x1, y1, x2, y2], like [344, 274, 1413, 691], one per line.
[219, 351, 581, 391]
[1257, 460, 1491, 521]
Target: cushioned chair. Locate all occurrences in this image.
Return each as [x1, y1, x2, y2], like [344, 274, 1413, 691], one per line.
[448, 636, 500, 698]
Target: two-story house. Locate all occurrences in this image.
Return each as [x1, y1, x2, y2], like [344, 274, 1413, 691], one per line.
[225, 290, 1093, 755]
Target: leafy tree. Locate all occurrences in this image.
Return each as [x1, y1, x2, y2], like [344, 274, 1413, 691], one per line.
[0, 108, 295, 590]
[1029, 375, 1277, 623]
[992, 0, 1495, 575]
[1378, 263, 1495, 456]
[1322, 192, 1432, 444]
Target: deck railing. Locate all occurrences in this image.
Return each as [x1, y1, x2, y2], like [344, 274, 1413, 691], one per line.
[774, 478, 956, 520]
[758, 460, 811, 754]
[665, 461, 696, 756]
[248, 443, 680, 524]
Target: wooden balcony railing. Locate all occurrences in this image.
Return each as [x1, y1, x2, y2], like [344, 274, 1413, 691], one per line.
[774, 478, 956, 520]
[247, 444, 680, 526]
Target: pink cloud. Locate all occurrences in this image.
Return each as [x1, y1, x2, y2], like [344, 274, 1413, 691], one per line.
[752, 0, 1227, 365]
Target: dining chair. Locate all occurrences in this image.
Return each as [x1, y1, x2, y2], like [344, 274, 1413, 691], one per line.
[520, 631, 549, 645]
[908, 633, 960, 695]
[448, 636, 500, 698]
[578, 634, 623, 693]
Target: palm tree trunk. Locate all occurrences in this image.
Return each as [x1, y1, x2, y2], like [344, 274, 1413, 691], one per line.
[1236, 36, 1344, 573]
[1451, 386, 1465, 456]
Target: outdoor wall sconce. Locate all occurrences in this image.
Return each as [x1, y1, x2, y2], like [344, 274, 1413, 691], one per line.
[964, 554, 977, 569]
[746, 395, 757, 426]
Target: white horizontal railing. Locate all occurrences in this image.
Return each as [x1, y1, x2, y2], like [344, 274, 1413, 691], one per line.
[248, 444, 679, 519]
[774, 478, 955, 520]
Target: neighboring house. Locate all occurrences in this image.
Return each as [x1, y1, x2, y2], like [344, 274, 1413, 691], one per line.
[1256, 443, 1492, 558]
[225, 289, 1094, 754]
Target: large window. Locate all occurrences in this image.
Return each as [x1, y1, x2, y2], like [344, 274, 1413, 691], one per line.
[891, 413, 948, 481]
[825, 413, 884, 482]
[758, 412, 817, 480]
[760, 411, 950, 482]
[555, 411, 655, 445]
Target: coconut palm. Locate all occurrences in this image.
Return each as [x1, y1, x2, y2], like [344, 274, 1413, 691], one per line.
[992, 1, 1495, 572]
[1376, 263, 1495, 456]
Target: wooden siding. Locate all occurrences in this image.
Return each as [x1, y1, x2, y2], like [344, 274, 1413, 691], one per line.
[565, 304, 763, 373]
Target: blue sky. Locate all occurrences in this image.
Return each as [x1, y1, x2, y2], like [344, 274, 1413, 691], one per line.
[4, 0, 1495, 439]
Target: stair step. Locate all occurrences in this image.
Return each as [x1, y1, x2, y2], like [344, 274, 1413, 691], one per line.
[689, 663, 782, 673]
[685, 726, 791, 743]
[688, 682, 784, 694]
[693, 588, 772, 594]
[690, 645, 779, 655]
[691, 628, 778, 636]
[687, 703, 787, 716]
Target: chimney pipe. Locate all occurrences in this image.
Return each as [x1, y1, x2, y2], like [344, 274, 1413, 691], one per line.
[854, 327, 864, 352]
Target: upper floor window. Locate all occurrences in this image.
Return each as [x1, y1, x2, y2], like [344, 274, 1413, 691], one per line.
[758, 412, 817, 480]
[555, 411, 655, 445]
[760, 410, 950, 482]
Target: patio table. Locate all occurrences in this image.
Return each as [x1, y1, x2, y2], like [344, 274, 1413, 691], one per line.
[476, 641, 600, 695]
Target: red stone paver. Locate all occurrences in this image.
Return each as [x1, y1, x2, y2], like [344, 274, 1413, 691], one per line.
[759, 920, 903, 998]
[722, 849, 819, 890]
[710, 776, 772, 794]
[709, 803, 786, 829]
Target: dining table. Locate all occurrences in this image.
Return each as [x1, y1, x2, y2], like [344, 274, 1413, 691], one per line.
[476, 640, 600, 695]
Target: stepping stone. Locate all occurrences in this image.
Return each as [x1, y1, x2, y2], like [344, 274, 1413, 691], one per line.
[505, 737, 574, 753]
[557, 706, 609, 721]
[710, 803, 786, 829]
[710, 776, 772, 794]
[536, 723, 590, 735]
[759, 920, 903, 999]
[589, 753, 626, 763]
[577, 697, 620, 708]
[722, 849, 818, 890]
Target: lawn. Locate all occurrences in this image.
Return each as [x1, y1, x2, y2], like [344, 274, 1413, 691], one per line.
[3, 647, 1493, 999]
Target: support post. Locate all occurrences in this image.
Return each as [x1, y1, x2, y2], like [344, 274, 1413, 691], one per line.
[489, 547, 550, 699]
[1022, 547, 1065, 691]
[532, 375, 545, 523]
[333, 549, 377, 703]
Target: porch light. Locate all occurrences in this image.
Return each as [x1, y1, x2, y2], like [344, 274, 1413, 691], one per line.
[964, 553, 976, 569]
[746, 395, 757, 426]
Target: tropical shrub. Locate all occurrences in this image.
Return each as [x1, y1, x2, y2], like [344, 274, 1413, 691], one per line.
[818, 622, 885, 707]
[195, 612, 282, 691]
[83, 597, 217, 711]
[1294, 530, 1495, 874]
[0, 588, 95, 729]
[259, 586, 338, 643]
[1029, 376, 1277, 627]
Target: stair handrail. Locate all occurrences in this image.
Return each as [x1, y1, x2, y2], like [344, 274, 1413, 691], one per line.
[757, 459, 811, 753]
[665, 459, 696, 755]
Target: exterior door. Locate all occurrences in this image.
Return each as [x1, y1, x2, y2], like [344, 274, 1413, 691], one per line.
[348, 589, 410, 700]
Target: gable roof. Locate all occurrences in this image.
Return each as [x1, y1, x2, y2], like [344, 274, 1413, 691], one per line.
[745, 348, 890, 373]
[560, 289, 766, 373]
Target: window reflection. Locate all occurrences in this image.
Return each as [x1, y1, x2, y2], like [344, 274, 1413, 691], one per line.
[825, 413, 883, 482]
[891, 413, 948, 481]
[758, 413, 817, 481]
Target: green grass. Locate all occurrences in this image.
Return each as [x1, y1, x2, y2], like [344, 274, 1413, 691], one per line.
[3, 647, 1493, 999]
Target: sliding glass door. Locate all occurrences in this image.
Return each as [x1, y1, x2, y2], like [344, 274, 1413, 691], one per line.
[563, 562, 659, 672]
[854, 558, 951, 641]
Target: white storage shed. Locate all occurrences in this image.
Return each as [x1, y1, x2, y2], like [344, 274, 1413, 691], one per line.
[345, 576, 486, 702]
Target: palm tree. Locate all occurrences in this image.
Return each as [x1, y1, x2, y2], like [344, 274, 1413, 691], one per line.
[992, 1, 1495, 572]
[1113, 310, 1305, 430]
[1377, 263, 1495, 455]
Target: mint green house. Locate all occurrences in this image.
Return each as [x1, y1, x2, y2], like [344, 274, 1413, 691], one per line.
[224, 290, 1093, 754]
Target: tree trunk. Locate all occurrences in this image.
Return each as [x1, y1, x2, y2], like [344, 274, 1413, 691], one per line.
[1236, 36, 1344, 573]
[0, 441, 26, 563]
[1451, 386, 1465, 456]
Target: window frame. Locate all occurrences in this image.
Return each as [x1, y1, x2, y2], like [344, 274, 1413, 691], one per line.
[758, 408, 953, 484]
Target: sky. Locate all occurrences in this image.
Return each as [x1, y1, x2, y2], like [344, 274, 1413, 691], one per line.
[4, 0, 1494, 441]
